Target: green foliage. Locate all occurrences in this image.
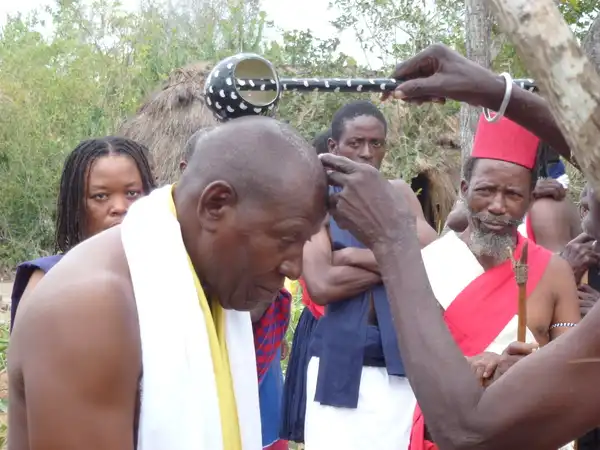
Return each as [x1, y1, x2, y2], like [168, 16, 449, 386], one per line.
[558, 0, 600, 39]
[0, 1, 597, 447]
[0, 0, 597, 269]
[0, 0, 268, 268]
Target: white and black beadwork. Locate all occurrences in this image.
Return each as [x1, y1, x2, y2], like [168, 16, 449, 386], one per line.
[204, 53, 280, 122]
[204, 51, 539, 121]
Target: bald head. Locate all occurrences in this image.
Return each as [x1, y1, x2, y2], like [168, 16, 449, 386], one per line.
[175, 116, 327, 311]
[178, 116, 326, 204]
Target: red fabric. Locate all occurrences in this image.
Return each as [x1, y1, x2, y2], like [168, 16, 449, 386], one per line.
[409, 235, 552, 450]
[472, 115, 540, 169]
[264, 440, 289, 450]
[299, 277, 324, 319]
[253, 289, 291, 383]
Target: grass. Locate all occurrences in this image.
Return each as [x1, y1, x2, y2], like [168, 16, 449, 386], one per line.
[0, 318, 9, 450]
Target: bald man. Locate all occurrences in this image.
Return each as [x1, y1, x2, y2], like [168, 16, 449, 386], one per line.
[8, 117, 328, 450]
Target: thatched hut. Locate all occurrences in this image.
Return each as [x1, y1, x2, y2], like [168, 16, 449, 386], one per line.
[119, 60, 460, 228]
[410, 147, 460, 232]
[381, 102, 460, 232]
[117, 62, 218, 184]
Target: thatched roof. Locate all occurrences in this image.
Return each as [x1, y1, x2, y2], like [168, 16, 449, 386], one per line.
[117, 61, 218, 184]
[119, 60, 460, 227]
[381, 102, 460, 230]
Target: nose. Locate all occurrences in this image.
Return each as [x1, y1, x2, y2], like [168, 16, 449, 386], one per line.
[109, 195, 129, 217]
[487, 192, 507, 216]
[358, 143, 373, 162]
[279, 252, 303, 281]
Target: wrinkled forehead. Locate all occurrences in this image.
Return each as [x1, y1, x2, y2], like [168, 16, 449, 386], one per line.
[241, 182, 327, 229]
[470, 158, 532, 186]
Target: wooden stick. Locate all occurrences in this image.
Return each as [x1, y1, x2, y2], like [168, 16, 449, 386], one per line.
[510, 242, 529, 342]
[487, 0, 600, 196]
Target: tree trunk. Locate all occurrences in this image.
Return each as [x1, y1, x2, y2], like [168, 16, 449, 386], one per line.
[583, 14, 600, 70]
[488, 0, 600, 194]
[460, 0, 492, 169]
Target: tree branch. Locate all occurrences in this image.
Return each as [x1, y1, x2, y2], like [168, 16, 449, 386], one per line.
[488, 0, 600, 197]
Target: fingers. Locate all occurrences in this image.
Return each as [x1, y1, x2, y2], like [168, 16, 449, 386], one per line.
[586, 252, 600, 266]
[578, 284, 599, 294]
[571, 232, 596, 245]
[579, 299, 596, 310]
[390, 74, 442, 103]
[328, 192, 340, 210]
[504, 341, 539, 356]
[482, 360, 498, 379]
[532, 186, 565, 201]
[319, 153, 358, 175]
[326, 170, 347, 188]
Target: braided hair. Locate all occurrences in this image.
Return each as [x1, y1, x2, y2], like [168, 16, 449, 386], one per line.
[55, 136, 155, 253]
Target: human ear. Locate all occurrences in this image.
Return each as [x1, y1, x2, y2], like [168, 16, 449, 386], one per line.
[197, 181, 237, 232]
[460, 179, 468, 198]
[327, 137, 336, 154]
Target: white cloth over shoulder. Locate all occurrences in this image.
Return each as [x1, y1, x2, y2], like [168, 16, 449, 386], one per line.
[423, 233, 573, 450]
[121, 185, 261, 450]
[423, 232, 537, 353]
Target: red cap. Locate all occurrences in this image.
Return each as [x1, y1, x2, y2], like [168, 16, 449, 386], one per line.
[472, 115, 540, 169]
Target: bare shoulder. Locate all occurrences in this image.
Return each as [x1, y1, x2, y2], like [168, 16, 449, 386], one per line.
[540, 253, 579, 320]
[388, 178, 424, 214]
[389, 178, 413, 196]
[545, 253, 576, 280]
[8, 228, 142, 449]
[389, 179, 437, 246]
[10, 227, 140, 372]
[529, 197, 575, 228]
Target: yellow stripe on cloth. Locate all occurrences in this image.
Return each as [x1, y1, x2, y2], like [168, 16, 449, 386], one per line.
[284, 278, 295, 295]
[168, 187, 241, 450]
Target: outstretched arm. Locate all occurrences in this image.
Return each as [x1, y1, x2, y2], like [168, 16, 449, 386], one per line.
[477, 76, 572, 163]
[389, 44, 572, 163]
[319, 127, 600, 450]
[376, 236, 600, 450]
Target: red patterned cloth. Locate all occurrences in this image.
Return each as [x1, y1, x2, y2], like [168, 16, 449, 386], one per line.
[264, 439, 289, 450]
[253, 289, 292, 383]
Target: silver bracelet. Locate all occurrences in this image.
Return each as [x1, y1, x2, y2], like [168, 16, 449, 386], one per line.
[483, 72, 513, 123]
[549, 322, 577, 330]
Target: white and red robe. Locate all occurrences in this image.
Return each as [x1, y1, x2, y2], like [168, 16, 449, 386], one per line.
[409, 231, 553, 450]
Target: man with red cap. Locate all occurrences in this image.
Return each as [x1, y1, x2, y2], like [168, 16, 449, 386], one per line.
[409, 114, 581, 450]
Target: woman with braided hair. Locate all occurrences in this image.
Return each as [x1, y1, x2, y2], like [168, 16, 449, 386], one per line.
[10, 136, 155, 331]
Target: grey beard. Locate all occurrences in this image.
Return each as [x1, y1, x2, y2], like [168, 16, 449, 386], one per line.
[469, 227, 516, 263]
